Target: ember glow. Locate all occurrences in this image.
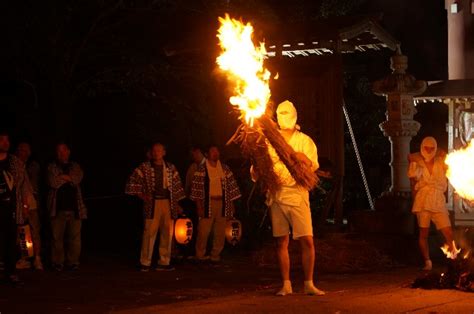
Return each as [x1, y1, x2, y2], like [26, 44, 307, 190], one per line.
[464, 250, 471, 260]
[445, 139, 474, 201]
[441, 241, 461, 260]
[216, 14, 271, 126]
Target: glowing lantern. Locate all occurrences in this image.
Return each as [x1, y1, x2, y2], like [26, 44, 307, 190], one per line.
[225, 219, 242, 246]
[18, 224, 34, 257]
[174, 217, 193, 245]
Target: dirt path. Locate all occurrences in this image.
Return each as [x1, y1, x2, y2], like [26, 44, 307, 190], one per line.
[1, 257, 473, 314]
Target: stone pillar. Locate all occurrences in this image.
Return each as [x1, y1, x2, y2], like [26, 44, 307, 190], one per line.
[446, 0, 474, 80]
[373, 48, 427, 201]
[349, 49, 426, 234]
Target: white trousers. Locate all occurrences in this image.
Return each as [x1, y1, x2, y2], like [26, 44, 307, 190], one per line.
[140, 200, 174, 266]
[195, 199, 226, 259]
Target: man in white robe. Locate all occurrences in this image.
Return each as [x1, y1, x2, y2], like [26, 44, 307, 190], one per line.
[254, 100, 325, 296]
[408, 136, 454, 270]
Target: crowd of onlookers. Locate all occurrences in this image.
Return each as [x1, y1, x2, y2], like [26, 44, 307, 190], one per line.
[0, 130, 88, 284]
[0, 129, 242, 285]
[125, 142, 241, 272]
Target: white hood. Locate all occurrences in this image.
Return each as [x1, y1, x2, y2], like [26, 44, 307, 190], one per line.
[277, 100, 298, 130]
[421, 136, 437, 162]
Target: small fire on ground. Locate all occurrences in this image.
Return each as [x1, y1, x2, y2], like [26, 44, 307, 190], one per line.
[441, 241, 461, 260]
[412, 240, 474, 292]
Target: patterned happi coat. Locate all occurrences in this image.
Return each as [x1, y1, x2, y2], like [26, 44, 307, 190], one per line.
[125, 161, 185, 219]
[190, 163, 241, 218]
[47, 161, 87, 219]
[3, 155, 37, 224]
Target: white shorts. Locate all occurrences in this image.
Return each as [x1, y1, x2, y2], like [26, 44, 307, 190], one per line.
[416, 211, 451, 230]
[270, 199, 313, 239]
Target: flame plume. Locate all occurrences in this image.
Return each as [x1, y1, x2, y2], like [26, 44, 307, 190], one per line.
[445, 139, 474, 201]
[441, 241, 461, 260]
[216, 14, 271, 126]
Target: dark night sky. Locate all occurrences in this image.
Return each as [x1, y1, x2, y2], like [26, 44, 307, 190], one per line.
[2, 0, 448, 205]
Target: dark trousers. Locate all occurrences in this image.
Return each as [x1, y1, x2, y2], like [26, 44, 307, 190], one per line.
[51, 211, 82, 266]
[0, 206, 17, 277]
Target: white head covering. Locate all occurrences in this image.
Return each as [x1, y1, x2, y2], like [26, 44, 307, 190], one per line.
[420, 136, 437, 162]
[277, 100, 299, 130]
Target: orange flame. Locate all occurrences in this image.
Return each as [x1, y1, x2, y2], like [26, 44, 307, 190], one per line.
[464, 250, 471, 260]
[441, 241, 461, 259]
[216, 14, 271, 126]
[445, 139, 474, 201]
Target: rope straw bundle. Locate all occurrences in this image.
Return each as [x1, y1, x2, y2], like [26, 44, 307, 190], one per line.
[228, 112, 318, 193]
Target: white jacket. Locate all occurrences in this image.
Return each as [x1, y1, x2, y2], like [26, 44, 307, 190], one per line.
[267, 130, 319, 206]
[407, 154, 448, 213]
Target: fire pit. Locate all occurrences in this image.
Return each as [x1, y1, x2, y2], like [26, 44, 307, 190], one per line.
[412, 241, 474, 292]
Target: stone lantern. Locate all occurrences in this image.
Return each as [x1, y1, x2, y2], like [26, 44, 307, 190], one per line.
[372, 47, 427, 210]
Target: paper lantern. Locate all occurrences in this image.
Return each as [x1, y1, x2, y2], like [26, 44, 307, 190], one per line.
[174, 217, 193, 244]
[18, 224, 34, 257]
[225, 219, 242, 246]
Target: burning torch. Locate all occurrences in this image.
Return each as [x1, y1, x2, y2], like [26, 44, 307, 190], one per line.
[216, 14, 318, 194]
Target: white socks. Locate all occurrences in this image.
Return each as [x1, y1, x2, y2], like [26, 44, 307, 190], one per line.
[304, 280, 326, 296]
[276, 280, 326, 296]
[422, 259, 432, 271]
[276, 280, 293, 296]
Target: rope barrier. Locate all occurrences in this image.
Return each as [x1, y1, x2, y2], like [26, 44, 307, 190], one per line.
[343, 100, 375, 210]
